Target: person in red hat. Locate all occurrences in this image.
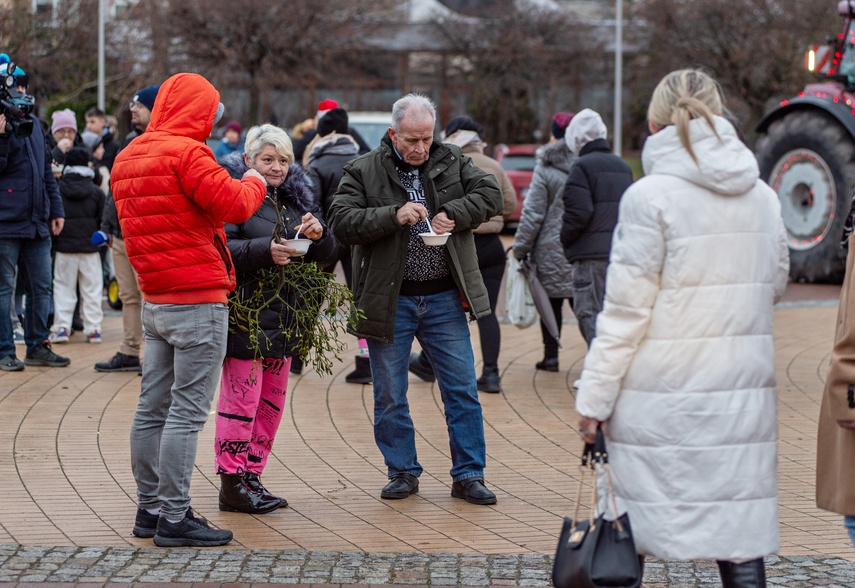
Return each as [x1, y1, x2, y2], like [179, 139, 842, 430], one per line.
[214, 120, 244, 161]
[293, 98, 371, 163]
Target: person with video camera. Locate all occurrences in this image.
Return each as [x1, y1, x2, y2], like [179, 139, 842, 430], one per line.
[0, 57, 69, 372]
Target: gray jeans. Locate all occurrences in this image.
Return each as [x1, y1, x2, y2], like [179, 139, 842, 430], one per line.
[131, 301, 229, 519]
[571, 259, 609, 348]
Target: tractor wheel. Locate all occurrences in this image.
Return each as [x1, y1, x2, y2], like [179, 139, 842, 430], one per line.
[755, 109, 855, 283]
[107, 276, 123, 310]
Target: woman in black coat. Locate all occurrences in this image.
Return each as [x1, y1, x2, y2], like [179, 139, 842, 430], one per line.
[214, 124, 339, 514]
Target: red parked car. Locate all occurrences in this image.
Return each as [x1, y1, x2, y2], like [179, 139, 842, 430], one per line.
[492, 143, 538, 229]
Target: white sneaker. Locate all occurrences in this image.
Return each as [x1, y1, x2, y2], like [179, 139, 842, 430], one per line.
[48, 328, 70, 343]
[87, 331, 102, 344]
[13, 327, 25, 345]
[573, 379, 582, 390]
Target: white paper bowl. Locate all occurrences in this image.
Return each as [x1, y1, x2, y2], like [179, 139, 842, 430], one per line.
[283, 238, 311, 256]
[419, 232, 450, 246]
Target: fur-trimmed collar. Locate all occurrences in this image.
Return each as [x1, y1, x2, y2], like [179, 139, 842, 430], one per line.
[536, 138, 576, 174]
[220, 151, 317, 211]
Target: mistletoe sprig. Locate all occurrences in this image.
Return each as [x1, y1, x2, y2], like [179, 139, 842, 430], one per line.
[228, 194, 362, 377]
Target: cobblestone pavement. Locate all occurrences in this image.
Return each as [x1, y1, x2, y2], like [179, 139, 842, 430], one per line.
[0, 545, 854, 587]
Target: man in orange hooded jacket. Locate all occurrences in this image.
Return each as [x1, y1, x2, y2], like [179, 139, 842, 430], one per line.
[111, 72, 267, 547]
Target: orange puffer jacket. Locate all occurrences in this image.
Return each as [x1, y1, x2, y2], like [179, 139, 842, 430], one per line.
[111, 73, 266, 305]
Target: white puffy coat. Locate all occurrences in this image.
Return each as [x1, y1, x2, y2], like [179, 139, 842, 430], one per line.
[575, 115, 789, 561]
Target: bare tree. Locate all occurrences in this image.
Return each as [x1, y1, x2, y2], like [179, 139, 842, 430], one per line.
[164, 0, 395, 124]
[435, 1, 601, 144]
[631, 0, 840, 140]
[0, 0, 104, 111]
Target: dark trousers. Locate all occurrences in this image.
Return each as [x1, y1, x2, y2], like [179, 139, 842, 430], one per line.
[571, 259, 608, 348]
[541, 296, 571, 359]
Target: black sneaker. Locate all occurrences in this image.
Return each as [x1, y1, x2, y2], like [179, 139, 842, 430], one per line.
[24, 341, 70, 367]
[0, 356, 25, 372]
[132, 508, 159, 538]
[153, 509, 233, 547]
[95, 352, 141, 373]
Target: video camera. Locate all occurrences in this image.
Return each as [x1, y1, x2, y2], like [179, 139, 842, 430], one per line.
[0, 61, 34, 138]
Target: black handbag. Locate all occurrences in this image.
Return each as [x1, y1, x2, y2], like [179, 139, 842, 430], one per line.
[552, 426, 642, 588]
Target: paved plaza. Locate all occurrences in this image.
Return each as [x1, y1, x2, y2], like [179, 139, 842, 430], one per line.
[0, 277, 853, 586]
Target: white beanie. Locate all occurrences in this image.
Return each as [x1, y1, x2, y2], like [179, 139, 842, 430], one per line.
[565, 108, 607, 155]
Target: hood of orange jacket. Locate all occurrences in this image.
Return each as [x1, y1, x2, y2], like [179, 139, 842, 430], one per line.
[148, 73, 219, 142]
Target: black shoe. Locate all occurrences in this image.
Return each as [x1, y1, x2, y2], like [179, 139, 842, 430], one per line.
[476, 366, 501, 393]
[345, 355, 372, 384]
[380, 473, 419, 499]
[0, 356, 25, 372]
[153, 509, 233, 547]
[535, 357, 559, 372]
[72, 317, 84, 333]
[95, 352, 141, 373]
[218, 473, 284, 514]
[717, 558, 766, 588]
[290, 356, 303, 375]
[244, 472, 288, 508]
[132, 508, 159, 538]
[451, 478, 497, 505]
[24, 341, 70, 367]
[408, 351, 436, 382]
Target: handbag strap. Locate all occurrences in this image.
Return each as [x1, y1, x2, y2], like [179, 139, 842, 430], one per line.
[570, 425, 624, 533]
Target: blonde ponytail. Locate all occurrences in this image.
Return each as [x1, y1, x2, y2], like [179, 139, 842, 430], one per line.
[647, 69, 724, 164]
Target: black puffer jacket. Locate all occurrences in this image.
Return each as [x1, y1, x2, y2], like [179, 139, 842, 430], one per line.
[560, 138, 633, 262]
[306, 135, 360, 218]
[220, 152, 341, 360]
[54, 169, 105, 254]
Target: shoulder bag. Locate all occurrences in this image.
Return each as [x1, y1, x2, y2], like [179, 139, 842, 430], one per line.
[552, 426, 642, 588]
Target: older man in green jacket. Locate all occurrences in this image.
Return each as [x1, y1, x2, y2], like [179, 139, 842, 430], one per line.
[329, 94, 502, 505]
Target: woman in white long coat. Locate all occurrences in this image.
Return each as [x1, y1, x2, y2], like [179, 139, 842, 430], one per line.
[575, 69, 789, 588]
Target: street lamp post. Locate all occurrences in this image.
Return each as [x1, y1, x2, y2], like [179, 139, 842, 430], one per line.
[98, 0, 105, 110]
[614, 0, 623, 157]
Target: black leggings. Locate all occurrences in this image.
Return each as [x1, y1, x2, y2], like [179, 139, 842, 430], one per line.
[474, 234, 506, 369]
[477, 261, 504, 368]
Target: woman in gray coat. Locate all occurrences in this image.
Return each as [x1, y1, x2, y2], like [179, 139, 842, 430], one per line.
[512, 113, 576, 373]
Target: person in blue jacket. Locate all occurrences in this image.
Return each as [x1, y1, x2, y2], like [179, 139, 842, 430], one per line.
[0, 58, 69, 371]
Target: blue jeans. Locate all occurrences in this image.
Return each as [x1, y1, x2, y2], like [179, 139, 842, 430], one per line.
[0, 237, 52, 358]
[367, 289, 487, 482]
[845, 516, 855, 546]
[131, 301, 229, 519]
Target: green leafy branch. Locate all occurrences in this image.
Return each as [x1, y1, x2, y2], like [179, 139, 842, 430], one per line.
[228, 194, 362, 377]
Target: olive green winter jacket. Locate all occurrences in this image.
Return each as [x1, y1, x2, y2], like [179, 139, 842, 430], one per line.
[328, 134, 503, 342]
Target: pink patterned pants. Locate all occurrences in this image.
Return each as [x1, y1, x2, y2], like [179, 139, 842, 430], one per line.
[214, 356, 291, 475]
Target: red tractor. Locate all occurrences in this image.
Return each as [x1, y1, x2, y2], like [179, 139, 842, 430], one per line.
[755, 0, 855, 282]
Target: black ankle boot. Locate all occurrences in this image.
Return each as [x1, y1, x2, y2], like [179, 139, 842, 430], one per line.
[290, 356, 303, 375]
[535, 357, 559, 372]
[476, 366, 501, 393]
[345, 355, 372, 384]
[244, 472, 287, 508]
[219, 473, 283, 514]
[717, 558, 766, 588]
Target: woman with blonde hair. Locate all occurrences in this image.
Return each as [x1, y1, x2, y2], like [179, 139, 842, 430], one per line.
[574, 69, 789, 587]
[214, 124, 340, 514]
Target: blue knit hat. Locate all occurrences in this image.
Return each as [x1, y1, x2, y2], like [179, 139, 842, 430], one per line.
[133, 84, 161, 112]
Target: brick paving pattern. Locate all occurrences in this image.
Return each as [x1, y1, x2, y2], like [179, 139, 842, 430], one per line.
[0, 276, 852, 586]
